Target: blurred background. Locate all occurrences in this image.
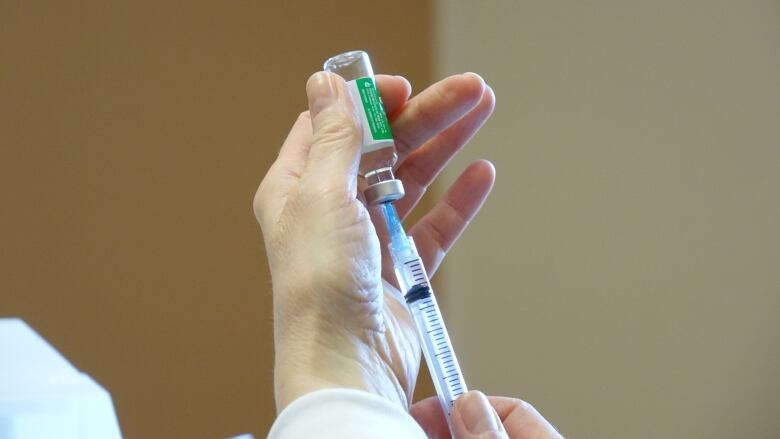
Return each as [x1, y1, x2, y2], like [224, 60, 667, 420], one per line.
[1, 1, 777, 437]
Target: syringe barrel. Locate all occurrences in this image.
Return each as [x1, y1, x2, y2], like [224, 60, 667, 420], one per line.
[407, 288, 467, 422]
[392, 236, 468, 424]
[323, 51, 403, 204]
[391, 236, 425, 294]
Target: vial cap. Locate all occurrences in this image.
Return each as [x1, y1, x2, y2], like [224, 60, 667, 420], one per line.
[364, 179, 405, 205]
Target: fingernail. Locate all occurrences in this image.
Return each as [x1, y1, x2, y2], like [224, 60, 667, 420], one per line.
[457, 391, 502, 434]
[307, 71, 337, 117]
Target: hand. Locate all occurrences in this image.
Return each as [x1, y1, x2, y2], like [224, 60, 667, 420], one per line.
[253, 70, 495, 411]
[411, 391, 564, 439]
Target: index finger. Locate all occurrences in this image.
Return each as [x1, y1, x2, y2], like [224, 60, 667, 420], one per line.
[487, 396, 564, 439]
[376, 74, 413, 116]
[390, 73, 486, 163]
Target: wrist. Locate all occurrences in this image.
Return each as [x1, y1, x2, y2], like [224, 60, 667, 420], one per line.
[273, 314, 408, 412]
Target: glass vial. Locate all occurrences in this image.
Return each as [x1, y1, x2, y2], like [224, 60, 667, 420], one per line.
[323, 50, 404, 205]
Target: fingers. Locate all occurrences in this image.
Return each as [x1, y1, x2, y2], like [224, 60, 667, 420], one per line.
[302, 71, 362, 195]
[452, 391, 509, 439]
[409, 396, 450, 439]
[393, 85, 495, 219]
[486, 396, 564, 439]
[391, 72, 486, 161]
[259, 71, 492, 237]
[376, 74, 412, 117]
[409, 160, 496, 276]
[413, 392, 563, 439]
[256, 74, 412, 226]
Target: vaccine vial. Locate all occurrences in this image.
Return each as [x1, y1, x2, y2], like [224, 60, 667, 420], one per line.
[323, 50, 404, 205]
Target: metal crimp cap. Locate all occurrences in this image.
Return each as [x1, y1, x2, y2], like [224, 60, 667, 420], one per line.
[364, 179, 405, 205]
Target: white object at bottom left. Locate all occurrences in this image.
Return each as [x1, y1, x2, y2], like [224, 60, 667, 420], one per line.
[0, 318, 122, 438]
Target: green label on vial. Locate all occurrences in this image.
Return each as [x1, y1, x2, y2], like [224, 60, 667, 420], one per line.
[355, 77, 393, 141]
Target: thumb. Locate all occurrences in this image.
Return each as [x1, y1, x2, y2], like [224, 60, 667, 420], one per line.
[303, 71, 362, 194]
[452, 391, 509, 439]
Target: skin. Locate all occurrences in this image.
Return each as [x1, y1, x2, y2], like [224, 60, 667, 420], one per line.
[253, 71, 562, 438]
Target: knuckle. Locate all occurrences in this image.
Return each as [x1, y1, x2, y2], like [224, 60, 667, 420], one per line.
[253, 174, 277, 223]
[314, 116, 360, 147]
[252, 187, 265, 221]
[512, 397, 536, 414]
[421, 220, 448, 252]
[418, 87, 448, 124]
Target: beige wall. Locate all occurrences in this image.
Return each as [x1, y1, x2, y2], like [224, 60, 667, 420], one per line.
[0, 2, 432, 436]
[436, 1, 779, 438]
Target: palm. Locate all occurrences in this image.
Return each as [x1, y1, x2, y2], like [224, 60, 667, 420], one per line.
[377, 280, 423, 403]
[314, 200, 421, 403]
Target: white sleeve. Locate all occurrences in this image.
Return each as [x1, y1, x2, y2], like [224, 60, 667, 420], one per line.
[268, 388, 427, 438]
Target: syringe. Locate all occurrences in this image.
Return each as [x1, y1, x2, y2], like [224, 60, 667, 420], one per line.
[381, 202, 467, 424]
[323, 50, 467, 425]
